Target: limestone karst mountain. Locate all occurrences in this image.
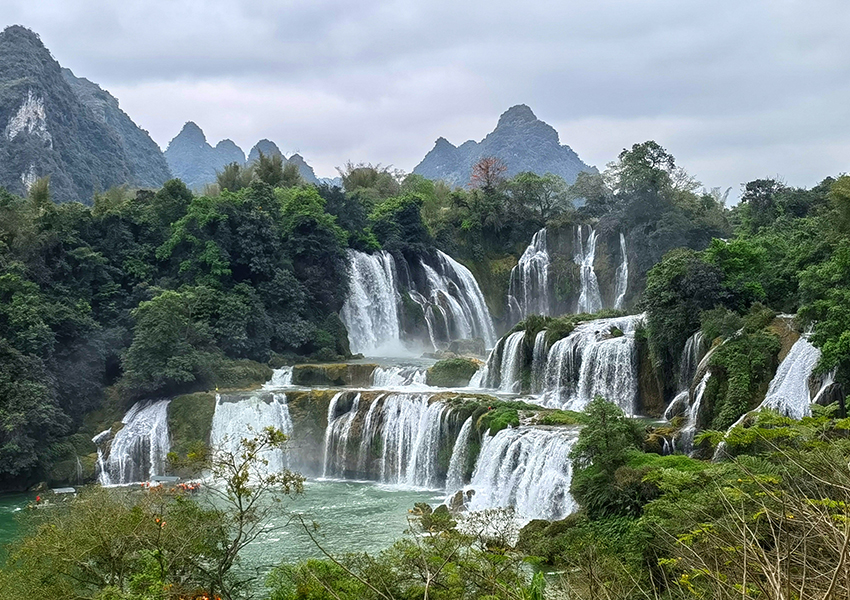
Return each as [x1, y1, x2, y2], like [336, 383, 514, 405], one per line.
[0, 25, 170, 202]
[164, 122, 246, 190]
[61, 69, 171, 189]
[166, 128, 321, 189]
[413, 104, 596, 187]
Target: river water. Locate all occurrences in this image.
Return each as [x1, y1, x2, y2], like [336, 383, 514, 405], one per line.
[0, 480, 436, 568]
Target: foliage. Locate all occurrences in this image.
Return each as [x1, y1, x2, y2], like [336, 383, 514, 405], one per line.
[268, 504, 544, 600]
[0, 429, 303, 600]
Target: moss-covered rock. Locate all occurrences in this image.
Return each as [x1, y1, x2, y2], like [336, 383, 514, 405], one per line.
[636, 332, 665, 417]
[292, 363, 377, 387]
[426, 358, 480, 387]
[167, 392, 216, 463]
[214, 359, 273, 390]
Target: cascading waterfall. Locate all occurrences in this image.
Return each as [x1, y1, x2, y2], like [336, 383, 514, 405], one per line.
[575, 225, 603, 314]
[613, 232, 629, 310]
[757, 336, 822, 419]
[679, 372, 711, 454]
[322, 392, 458, 488]
[371, 366, 428, 388]
[530, 330, 548, 394]
[498, 331, 526, 393]
[379, 395, 447, 487]
[323, 393, 362, 477]
[445, 416, 474, 493]
[507, 228, 551, 324]
[421, 251, 496, 349]
[423, 263, 476, 340]
[541, 315, 641, 414]
[210, 392, 294, 473]
[264, 367, 293, 389]
[341, 249, 495, 354]
[467, 426, 579, 521]
[664, 330, 707, 421]
[94, 399, 171, 485]
[340, 250, 401, 355]
[679, 331, 705, 390]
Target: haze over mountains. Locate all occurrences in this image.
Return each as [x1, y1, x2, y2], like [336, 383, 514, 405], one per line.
[1, 25, 596, 203]
[413, 104, 597, 186]
[164, 124, 321, 190]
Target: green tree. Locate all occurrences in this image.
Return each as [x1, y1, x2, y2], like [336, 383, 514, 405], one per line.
[254, 151, 285, 188]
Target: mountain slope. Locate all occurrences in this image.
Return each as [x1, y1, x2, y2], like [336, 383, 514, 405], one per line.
[61, 68, 171, 188]
[0, 26, 169, 202]
[413, 104, 596, 187]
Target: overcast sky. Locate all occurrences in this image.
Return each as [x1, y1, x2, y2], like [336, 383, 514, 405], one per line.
[6, 0, 850, 193]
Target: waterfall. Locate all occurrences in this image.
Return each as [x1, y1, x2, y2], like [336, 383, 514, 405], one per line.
[498, 331, 526, 393]
[94, 399, 171, 485]
[467, 426, 579, 521]
[321, 392, 456, 488]
[409, 290, 447, 351]
[664, 390, 689, 421]
[340, 250, 401, 355]
[575, 225, 603, 314]
[371, 366, 428, 388]
[507, 228, 551, 324]
[530, 330, 548, 394]
[542, 315, 641, 414]
[445, 416, 474, 493]
[425, 251, 496, 348]
[467, 367, 486, 389]
[264, 367, 293, 389]
[757, 336, 822, 419]
[679, 372, 710, 454]
[380, 395, 447, 488]
[211, 392, 293, 474]
[341, 249, 495, 355]
[322, 393, 362, 477]
[613, 232, 629, 310]
[679, 331, 705, 390]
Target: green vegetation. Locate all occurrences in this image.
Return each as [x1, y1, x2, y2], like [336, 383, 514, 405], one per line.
[0, 428, 304, 600]
[425, 357, 479, 387]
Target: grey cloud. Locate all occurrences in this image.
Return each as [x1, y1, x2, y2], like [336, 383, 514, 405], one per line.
[4, 0, 849, 188]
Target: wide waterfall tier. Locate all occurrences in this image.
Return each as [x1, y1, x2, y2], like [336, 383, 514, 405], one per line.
[321, 391, 468, 488]
[210, 392, 294, 473]
[94, 399, 171, 485]
[505, 225, 630, 327]
[476, 314, 642, 413]
[341, 249, 495, 355]
[467, 426, 579, 521]
[507, 228, 551, 324]
[541, 315, 641, 414]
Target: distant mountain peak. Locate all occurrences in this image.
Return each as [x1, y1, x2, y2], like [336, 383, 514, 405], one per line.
[497, 104, 537, 126]
[413, 105, 596, 187]
[174, 121, 207, 144]
[248, 139, 283, 163]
